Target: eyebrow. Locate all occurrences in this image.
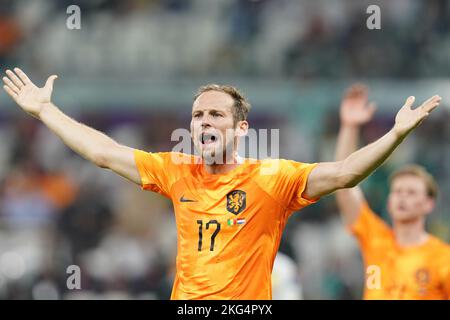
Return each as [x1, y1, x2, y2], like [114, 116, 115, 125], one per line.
[192, 109, 224, 115]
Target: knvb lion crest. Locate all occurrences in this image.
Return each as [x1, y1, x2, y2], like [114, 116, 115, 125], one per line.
[415, 268, 430, 285]
[226, 190, 246, 215]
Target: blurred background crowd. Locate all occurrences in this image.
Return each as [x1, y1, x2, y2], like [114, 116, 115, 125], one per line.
[0, 0, 449, 299]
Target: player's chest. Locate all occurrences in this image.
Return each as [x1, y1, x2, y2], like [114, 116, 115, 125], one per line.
[171, 178, 279, 217]
[372, 250, 443, 299]
[170, 178, 284, 238]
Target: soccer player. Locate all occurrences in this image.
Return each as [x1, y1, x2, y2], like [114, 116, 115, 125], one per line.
[2, 68, 442, 299]
[335, 84, 450, 299]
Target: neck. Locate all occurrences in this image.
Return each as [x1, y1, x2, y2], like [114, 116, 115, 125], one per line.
[393, 217, 428, 247]
[203, 153, 242, 174]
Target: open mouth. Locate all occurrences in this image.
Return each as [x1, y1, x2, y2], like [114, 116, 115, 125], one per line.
[201, 132, 218, 145]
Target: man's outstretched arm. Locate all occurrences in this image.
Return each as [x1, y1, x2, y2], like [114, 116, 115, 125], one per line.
[2, 68, 141, 185]
[304, 90, 441, 200]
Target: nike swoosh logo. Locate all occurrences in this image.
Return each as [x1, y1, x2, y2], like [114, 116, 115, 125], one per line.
[180, 196, 197, 203]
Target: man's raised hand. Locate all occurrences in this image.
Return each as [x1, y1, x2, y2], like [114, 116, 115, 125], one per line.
[340, 84, 376, 127]
[2, 68, 58, 119]
[393, 95, 441, 138]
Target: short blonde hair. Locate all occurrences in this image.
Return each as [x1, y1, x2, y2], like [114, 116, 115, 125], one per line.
[389, 164, 438, 199]
[194, 84, 251, 124]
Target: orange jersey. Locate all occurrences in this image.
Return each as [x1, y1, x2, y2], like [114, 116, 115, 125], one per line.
[134, 150, 318, 300]
[350, 201, 450, 300]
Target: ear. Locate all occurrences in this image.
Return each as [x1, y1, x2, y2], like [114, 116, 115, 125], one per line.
[236, 120, 249, 137]
[424, 197, 435, 216]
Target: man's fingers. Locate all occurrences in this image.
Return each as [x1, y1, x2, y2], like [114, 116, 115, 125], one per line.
[349, 83, 368, 95]
[421, 95, 441, 113]
[5, 69, 24, 89]
[345, 83, 368, 100]
[420, 95, 437, 106]
[3, 85, 18, 100]
[423, 102, 440, 114]
[45, 75, 58, 90]
[2, 77, 20, 94]
[402, 96, 415, 109]
[14, 67, 32, 85]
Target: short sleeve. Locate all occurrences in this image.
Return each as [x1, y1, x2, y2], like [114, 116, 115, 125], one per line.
[348, 201, 392, 248]
[284, 160, 320, 212]
[259, 159, 319, 213]
[134, 149, 175, 198]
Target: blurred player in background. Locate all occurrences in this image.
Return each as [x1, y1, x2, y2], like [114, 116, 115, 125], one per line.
[2, 68, 442, 299]
[335, 84, 450, 299]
